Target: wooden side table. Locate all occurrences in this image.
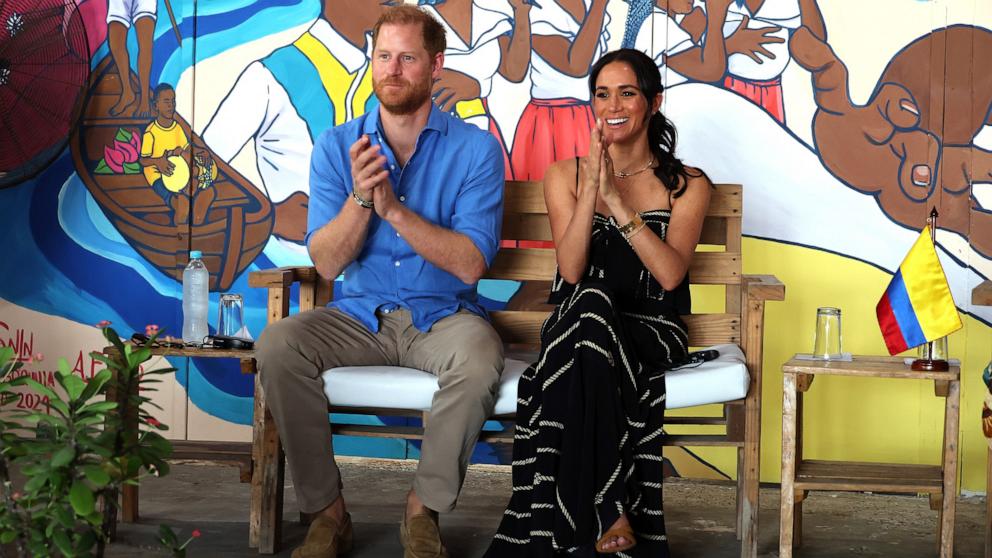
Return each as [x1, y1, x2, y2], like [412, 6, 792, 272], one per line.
[779, 355, 961, 558]
[103, 344, 256, 526]
[974, 280, 992, 558]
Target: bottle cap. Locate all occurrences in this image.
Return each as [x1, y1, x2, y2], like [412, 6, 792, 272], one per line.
[190, 250, 203, 259]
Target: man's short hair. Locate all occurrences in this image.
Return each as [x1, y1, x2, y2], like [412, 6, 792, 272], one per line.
[372, 5, 446, 59]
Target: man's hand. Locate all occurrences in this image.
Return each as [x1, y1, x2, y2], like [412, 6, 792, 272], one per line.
[349, 135, 389, 203]
[372, 175, 404, 222]
[726, 16, 785, 63]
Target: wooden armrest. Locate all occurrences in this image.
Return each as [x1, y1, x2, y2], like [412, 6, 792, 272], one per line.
[743, 275, 785, 301]
[973, 280, 992, 306]
[248, 266, 320, 289]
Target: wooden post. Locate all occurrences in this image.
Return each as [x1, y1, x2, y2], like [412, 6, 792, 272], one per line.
[779, 372, 798, 558]
[793, 388, 804, 548]
[249, 285, 289, 553]
[939, 378, 960, 557]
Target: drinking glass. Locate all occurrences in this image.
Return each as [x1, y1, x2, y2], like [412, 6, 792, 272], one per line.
[812, 307, 843, 359]
[218, 293, 245, 338]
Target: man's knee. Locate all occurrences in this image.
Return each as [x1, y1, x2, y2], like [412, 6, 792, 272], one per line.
[255, 316, 308, 385]
[437, 324, 504, 397]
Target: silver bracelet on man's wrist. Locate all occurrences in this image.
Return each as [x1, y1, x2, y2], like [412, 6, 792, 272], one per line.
[352, 189, 374, 209]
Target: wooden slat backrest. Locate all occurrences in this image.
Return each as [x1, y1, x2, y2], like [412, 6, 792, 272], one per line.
[294, 181, 744, 346]
[488, 181, 743, 347]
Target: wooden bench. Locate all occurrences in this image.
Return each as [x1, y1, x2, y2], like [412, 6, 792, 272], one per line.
[247, 181, 784, 557]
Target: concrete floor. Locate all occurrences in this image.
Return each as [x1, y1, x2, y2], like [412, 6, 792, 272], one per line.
[107, 458, 988, 557]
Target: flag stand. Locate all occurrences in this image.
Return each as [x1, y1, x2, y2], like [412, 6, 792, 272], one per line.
[912, 208, 950, 372]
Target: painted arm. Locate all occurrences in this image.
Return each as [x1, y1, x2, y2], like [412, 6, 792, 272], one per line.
[788, 26, 852, 115]
[798, 0, 827, 41]
[667, 0, 732, 83]
[496, 0, 533, 82]
[680, 7, 707, 44]
[531, 0, 609, 77]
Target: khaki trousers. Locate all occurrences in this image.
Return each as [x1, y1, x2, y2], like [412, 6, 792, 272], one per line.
[255, 307, 503, 514]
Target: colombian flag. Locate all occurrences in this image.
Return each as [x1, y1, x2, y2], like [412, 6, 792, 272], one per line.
[876, 226, 962, 355]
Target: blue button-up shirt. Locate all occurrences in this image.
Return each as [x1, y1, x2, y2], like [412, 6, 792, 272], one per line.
[306, 105, 504, 333]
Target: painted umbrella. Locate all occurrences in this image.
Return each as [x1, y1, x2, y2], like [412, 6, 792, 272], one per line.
[0, 0, 89, 187]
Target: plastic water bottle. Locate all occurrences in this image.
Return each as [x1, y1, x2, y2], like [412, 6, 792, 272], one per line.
[182, 250, 209, 345]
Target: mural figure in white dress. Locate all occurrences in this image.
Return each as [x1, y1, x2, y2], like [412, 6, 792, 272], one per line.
[202, 1, 389, 244]
[420, 0, 533, 178]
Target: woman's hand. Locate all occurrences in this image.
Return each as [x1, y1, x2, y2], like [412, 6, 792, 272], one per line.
[598, 147, 622, 207]
[592, 119, 622, 209]
[579, 119, 605, 201]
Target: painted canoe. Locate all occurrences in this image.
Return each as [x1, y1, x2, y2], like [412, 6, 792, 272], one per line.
[69, 57, 273, 291]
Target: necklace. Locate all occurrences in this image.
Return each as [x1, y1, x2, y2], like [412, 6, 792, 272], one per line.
[613, 156, 656, 179]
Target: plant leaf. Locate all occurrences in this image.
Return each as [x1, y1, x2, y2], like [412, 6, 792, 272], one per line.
[51, 446, 75, 468]
[158, 524, 178, 546]
[78, 369, 112, 402]
[52, 529, 73, 557]
[69, 480, 95, 516]
[62, 373, 86, 401]
[83, 465, 111, 487]
[12, 378, 58, 401]
[81, 401, 119, 414]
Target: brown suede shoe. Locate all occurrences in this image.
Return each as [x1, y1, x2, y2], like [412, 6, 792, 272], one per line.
[400, 513, 448, 558]
[291, 513, 353, 558]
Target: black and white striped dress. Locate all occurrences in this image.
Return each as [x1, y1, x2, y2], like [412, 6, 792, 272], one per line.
[486, 210, 690, 557]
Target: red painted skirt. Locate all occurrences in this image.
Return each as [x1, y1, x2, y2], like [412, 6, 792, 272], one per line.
[723, 75, 785, 123]
[510, 97, 595, 182]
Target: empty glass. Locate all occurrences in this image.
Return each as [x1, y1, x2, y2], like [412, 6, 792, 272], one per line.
[812, 307, 843, 360]
[218, 293, 245, 338]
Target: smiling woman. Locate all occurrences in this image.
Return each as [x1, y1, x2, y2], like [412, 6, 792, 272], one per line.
[486, 48, 712, 557]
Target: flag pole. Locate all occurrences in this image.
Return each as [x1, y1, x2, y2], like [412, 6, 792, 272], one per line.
[911, 208, 949, 372]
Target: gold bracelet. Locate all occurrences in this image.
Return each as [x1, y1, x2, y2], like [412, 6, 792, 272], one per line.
[352, 189, 374, 209]
[624, 221, 647, 240]
[616, 213, 643, 236]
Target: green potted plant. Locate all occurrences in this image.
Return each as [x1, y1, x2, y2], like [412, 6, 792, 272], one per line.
[0, 326, 192, 557]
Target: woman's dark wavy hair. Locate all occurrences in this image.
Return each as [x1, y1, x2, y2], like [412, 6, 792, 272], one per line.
[588, 48, 702, 198]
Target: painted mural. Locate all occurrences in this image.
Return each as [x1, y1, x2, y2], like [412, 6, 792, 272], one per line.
[1, 0, 991, 489]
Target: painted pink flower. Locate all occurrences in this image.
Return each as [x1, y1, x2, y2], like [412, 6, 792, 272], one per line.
[95, 320, 112, 328]
[128, 128, 141, 153]
[103, 145, 125, 173]
[113, 139, 139, 163]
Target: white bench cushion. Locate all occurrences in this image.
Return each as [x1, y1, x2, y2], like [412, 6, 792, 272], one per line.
[321, 344, 749, 415]
[664, 344, 749, 409]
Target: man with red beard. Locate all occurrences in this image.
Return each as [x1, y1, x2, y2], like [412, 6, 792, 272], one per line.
[254, 6, 505, 558]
